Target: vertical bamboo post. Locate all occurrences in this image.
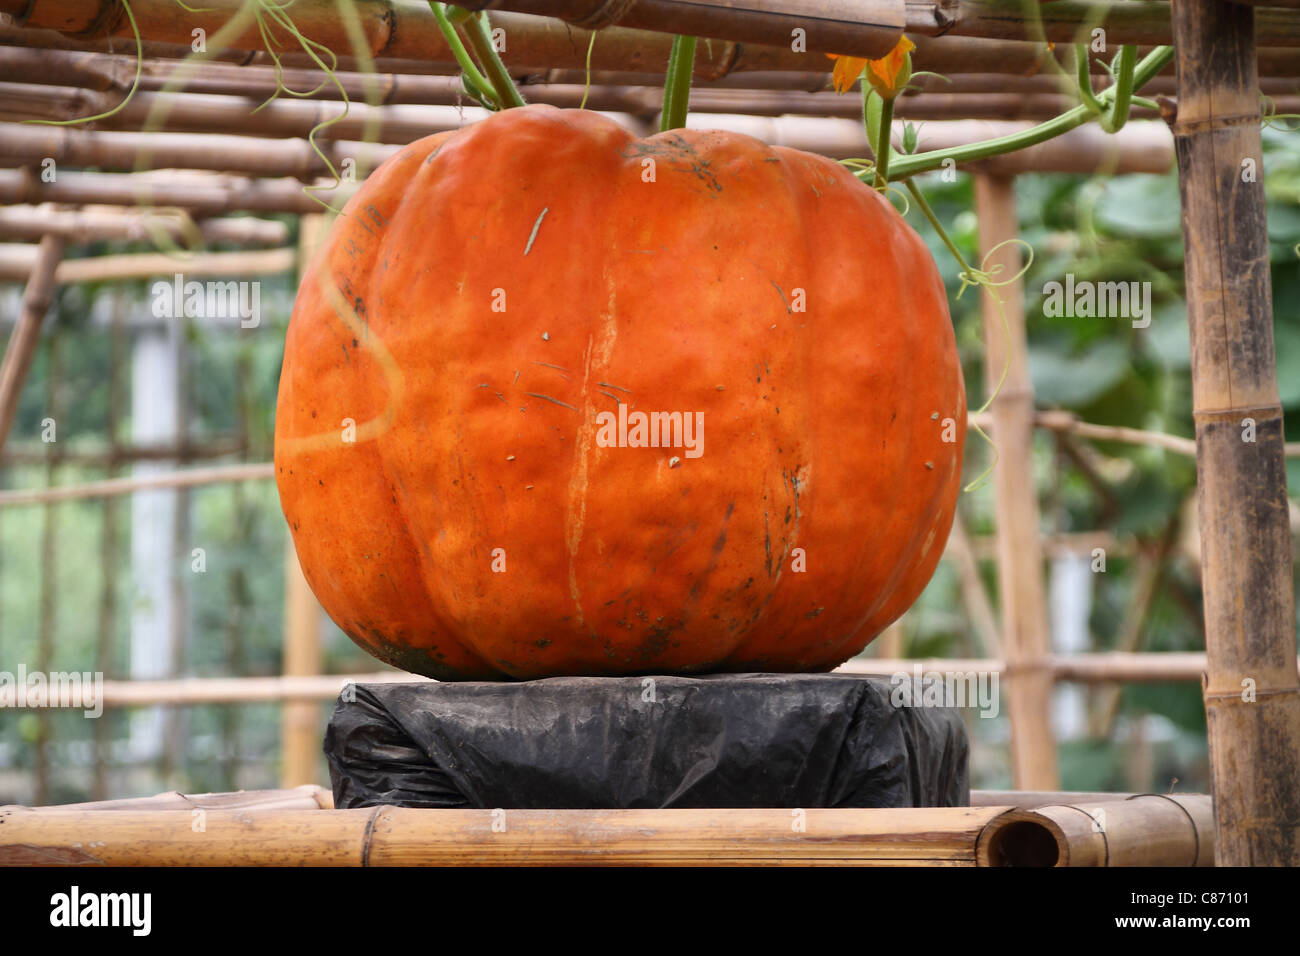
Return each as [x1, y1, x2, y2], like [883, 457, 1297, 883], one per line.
[973, 173, 1060, 789]
[0, 234, 63, 450]
[279, 213, 328, 787]
[1170, 0, 1300, 866]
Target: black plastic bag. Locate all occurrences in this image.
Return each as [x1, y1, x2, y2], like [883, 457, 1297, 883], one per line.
[325, 673, 969, 809]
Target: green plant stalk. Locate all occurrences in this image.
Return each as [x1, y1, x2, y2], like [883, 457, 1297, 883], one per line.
[661, 36, 698, 132]
[1100, 44, 1137, 134]
[881, 45, 1174, 182]
[872, 94, 896, 189]
[905, 179, 972, 277]
[1075, 44, 1104, 115]
[460, 10, 527, 109]
[428, 3, 496, 107]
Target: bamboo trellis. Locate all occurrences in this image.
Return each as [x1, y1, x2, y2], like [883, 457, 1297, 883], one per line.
[0, 0, 1297, 864]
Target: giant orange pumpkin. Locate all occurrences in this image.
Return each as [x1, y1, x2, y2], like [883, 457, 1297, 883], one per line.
[275, 105, 965, 680]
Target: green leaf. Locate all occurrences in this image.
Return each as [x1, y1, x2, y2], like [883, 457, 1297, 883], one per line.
[1093, 175, 1182, 239]
[1028, 338, 1132, 407]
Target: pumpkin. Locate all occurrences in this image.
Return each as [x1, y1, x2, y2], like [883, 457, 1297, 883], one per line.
[274, 104, 966, 681]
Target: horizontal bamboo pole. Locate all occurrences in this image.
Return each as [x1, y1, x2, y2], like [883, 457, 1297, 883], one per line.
[0, 122, 401, 178]
[923, 0, 1299, 46]
[0, 245, 295, 283]
[5, 7, 1300, 78]
[3, 785, 334, 813]
[0, 205, 286, 246]
[0, 115, 1175, 181]
[1, 77, 1225, 138]
[7, 46, 1297, 104]
[0, 798, 1217, 865]
[8, 0, 1297, 51]
[0, 168, 356, 215]
[0, 462, 275, 507]
[3, 654, 1290, 711]
[0, 805, 1010, 866]
[977, 794, 1215, 866]
[970, 790, 1136, 808]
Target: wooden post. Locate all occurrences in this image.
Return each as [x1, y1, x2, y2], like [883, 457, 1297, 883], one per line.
[0, 233, 63, 449]
[1170, 0, 1300, 866]
[279, 213, 328, 788]
[973, 174, 1059, 789]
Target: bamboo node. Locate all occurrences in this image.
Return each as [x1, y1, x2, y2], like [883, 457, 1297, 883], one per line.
[1172, 112, 1267, 136]
[568, 0, 640, 30]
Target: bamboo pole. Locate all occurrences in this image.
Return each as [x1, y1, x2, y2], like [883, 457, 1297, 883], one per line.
[0, 205, 288, 246]
[0, 805, 1010, 866]
[5, 7, 1300, 77]
[0, 462, 275, 507]
[0, 233, 63, 450]
[0, 799, 1217, 865]
[7, 0, 1300, 50]
[0, 115, 1176, 180]
[7, 46, 1296, 103]
[974, 173, 1058, 790]
[0, 653, 1283, 711]
[976, 794, 1215, 866]
[1170, 0, 1300, 868]
[919, 0, 1299, 46]
[0, 168, 357, 216]
[3, 78, 1236, 134]
[8, 785, 334, 813]
[0, 122, 401, 178]
[0, 245, 296, 283]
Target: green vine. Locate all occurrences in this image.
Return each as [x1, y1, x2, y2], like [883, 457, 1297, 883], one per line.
[865, 45, 1175, 185]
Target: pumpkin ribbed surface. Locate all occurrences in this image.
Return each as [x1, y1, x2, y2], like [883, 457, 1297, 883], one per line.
[274, 105, 965, 680]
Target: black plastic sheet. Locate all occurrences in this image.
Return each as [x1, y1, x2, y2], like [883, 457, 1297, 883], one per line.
[325, 673, 969, 809]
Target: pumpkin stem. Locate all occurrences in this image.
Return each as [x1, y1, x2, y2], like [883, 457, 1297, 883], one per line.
[458, 10, 528, 109]
[429, 3, 498, 108]
[660, 36, 698, 132]
[871, 94, 895, 190]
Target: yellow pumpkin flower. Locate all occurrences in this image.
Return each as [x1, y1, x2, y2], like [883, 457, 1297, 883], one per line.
[827, 35, 915, 97]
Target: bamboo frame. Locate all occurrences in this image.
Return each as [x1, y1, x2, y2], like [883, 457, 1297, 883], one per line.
[1170, 0, 1300, 867]
[976, 794, 1214, 866]
[0, 233, 63, 450]
[5, 0, 1300, 55]
[0, 117, 1177, 177]
[974, 173, 1058, 790]
[3, 653, 1286, 711]
[0, 168, 357, 216]
[7, 45, 1299, 105]
[0, 794, 1213, 866]
[9, 77, 1272, 133]
[0, 245, 296, 284]
[0, 206, 287, 246]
